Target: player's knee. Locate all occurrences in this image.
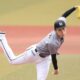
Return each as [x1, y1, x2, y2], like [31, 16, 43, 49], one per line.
[9, 60, 19, 65]
[9, 61, 16, 65]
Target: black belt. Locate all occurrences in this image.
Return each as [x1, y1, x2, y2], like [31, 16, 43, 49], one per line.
[35, 49, 38, 52]
[35, 49, 46, 58]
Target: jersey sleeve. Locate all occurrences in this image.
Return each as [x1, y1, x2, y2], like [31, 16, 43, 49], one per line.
[47, 43, 57, 55]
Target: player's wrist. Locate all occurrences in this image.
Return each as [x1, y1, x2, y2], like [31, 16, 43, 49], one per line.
[54, 69, 59, 75]
[54, 67, 58, 71]
[74, 5, 80, 8]
[54, 65, 58, 70]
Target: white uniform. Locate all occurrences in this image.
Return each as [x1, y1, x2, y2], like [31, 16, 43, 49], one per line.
[0, 7, 77, 78]
[0, 33, 51, 80]
[0, 31, 63, 80]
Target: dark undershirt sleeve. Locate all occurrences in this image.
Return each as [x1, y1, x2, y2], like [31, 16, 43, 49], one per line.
[51, 54, 58, 70]
[47, 44, 58, 70]
[62, 7, 76, 18]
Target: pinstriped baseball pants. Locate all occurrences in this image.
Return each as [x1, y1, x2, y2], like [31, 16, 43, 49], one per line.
[0, 34, 51, 80]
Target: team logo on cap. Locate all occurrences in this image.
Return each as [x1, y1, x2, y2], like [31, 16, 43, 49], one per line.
[59, 22, 63, 26]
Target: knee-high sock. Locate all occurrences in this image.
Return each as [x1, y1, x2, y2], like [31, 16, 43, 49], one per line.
[0, 35, 16, 62]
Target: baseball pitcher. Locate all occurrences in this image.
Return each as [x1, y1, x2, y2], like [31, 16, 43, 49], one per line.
[0, 6, 78, 80]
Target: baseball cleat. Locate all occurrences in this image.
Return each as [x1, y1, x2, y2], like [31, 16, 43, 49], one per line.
[0, 32, 6, 41]
[0, 32, 5, 34]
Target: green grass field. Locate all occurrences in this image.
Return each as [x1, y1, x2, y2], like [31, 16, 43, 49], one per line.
[0, 0, 80, 25]
[0, 53, 80, 80]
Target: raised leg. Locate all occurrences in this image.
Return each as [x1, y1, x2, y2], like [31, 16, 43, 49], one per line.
[0, 32, 35, 64]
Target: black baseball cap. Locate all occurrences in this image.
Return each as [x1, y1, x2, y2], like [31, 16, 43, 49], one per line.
[54, 20, 66, 30]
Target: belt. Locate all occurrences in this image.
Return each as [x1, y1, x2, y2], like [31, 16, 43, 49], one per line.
[35, 49, 46, 58]
[35, 49, 38, 52]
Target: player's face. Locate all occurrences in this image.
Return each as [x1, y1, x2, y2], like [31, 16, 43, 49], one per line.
[56, 27, 66, 38]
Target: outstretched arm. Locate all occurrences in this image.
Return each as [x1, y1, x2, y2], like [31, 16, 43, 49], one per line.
[62, 7, 76, 18]
[57, 6, 77, 24]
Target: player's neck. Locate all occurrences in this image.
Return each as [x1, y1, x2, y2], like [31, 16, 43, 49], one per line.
[55, 32, 64, 40]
